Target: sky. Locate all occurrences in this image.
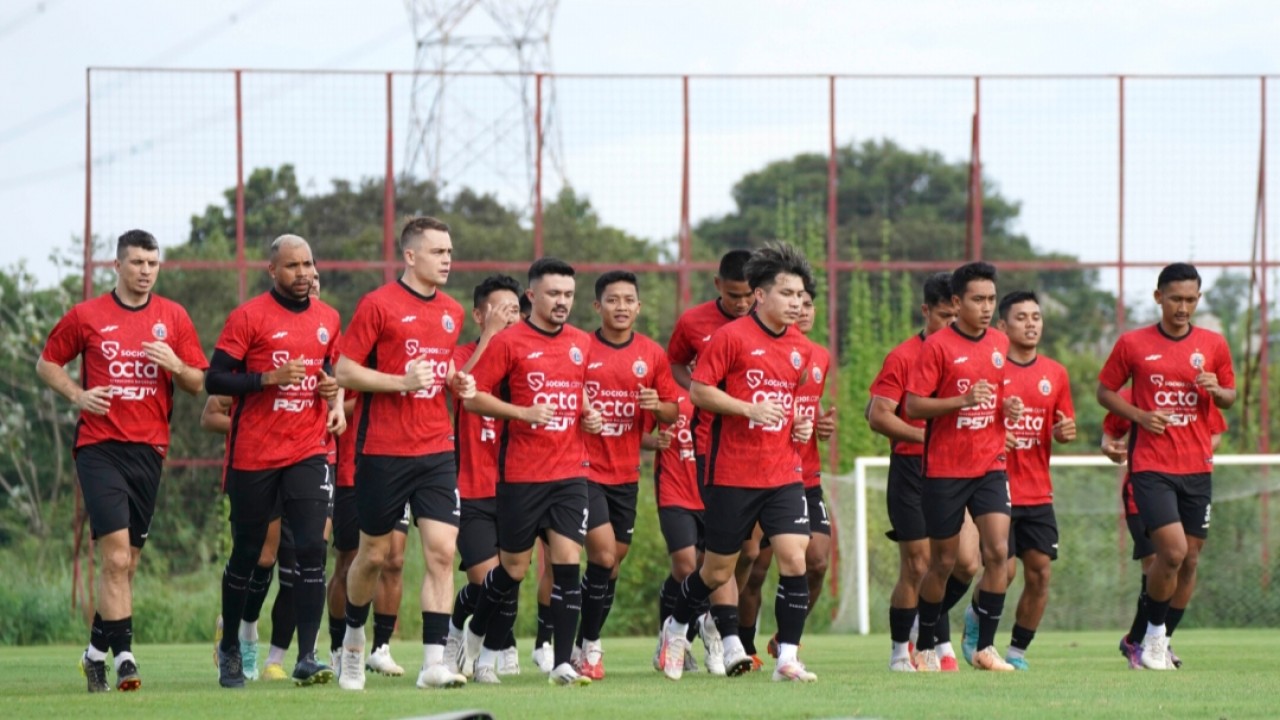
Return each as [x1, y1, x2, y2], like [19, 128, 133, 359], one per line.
[2, 0, 1279, 300]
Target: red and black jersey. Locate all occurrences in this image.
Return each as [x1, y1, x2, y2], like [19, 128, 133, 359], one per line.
[653, 396, 701, 510]
[338, 281, 464, 458]
[41, 291, 207, 457]
[668, 299, 741, 459]
[868, 333, 928, 457]
[1098, 324, 1234, 475]
[470, 319, 593, 483]
[214, 291, 341, 470]
[906, 324, 1010, 479]
[584, 330, 682, 486]
[692, 315, 810, 489]
[453, 340, 502, 499]
[1003, 355, 1074, 506]
[794, 339, 831, 489]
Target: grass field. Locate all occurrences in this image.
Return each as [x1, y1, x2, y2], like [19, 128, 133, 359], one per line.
[2, 630, 1271, 719]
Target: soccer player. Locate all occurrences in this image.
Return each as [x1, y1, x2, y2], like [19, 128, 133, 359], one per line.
[39, 229, 207, 693]
[962, 291, 1075, 670]
[332, 217, 475, 691]
[866, 272, 978, 672]
[460, 257, 603, 687]
[1097, 262, 1235, 670]
[904, 261, 1023, 672]
[659, 243, 818, 684]
[445, 274, 524, 678]
[573, 270, 680, 679]
[207, 234, 343, 688]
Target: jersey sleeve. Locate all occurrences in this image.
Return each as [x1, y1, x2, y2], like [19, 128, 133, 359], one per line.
[41, 305, 85, 365]
[1212, 336, 1236, 389]
[1097, 335, 1132, 391]
[1208, 405, 1228, 434]
[905, 340, 943, 399]
[651, 348, 682, 401]
[667, 316, 696, 366]
[1102, 386, 1132, 438]
[868, 347, 906, 404]
[690, 330, 734, 388]
[470, 333, 512, 395]
[336, 297, 382, 366]
[1054, 364, 1076, 422]
[214, 306, 254, 361]
[171, 305, 210, 370]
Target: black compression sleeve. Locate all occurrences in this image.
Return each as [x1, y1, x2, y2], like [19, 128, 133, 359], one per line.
[204, 348, 264, 396]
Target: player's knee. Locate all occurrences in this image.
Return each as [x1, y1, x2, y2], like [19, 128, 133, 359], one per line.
[423, 545, 455, 575]
[589, 547, 617, 569]
[806, 553, 829, 579]
[701, 564, 735, 588]
[1026, 563, 1051, 592]
[256, 547, 278, 567]
[739, 543, 760, 565]
[671, 555, 697, 581]
[746, 560, 769, 590]
[382, 551, 406, 577]
[953, 551, 981, 581]
[981, 541, 1008, 569]
[102, 546, 132, 576]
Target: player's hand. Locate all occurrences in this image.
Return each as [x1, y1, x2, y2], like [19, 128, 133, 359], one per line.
[76, 385, 112, 415]
[637, 385, 662, 412]
[816, 405, 837, 441]
[655, 428, 675, 450]
[1196, 371, 1222, 398]
[482, 300, 519, 336]
[1101, 436, 1127, 464]
[523, 403, 557, 427]
[266, 358, 307, 387]
[401, 359, 434, 392]
[1053, 410, 1077, 443]
[1005, 430, 1017, 451]
[791, 414, 814, 443]
[963, 379, 994, 408]
[140, 340, 183, 374]
[1003, 394, 1024, 423]
[746, 399, 786, 426]
[316, 369, 339, 402]
[450, 370, 476, 399]
[326, 406, 347, 435]
[1138, 409, 1171, 435]
[582, 406, 603, 435]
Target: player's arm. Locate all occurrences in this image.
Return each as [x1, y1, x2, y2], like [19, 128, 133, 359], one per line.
[335, 354, 432, 394]
[865, 396, 924, 445]
[205, 349, 304, 396]
[1096, 383, 1171, 436]
[689, 380, 787, 427]
[35, 357, 112, 416]
[905, 388, 985, 420]
[463, 391, 554, 426]
[200, 395, 233, 435]
[671, 364, 693, 391]
[1100, 431, 1127, 464]
[141, 340, 204, 395]
[459, 300, 519, 375]
[1196, 371, 1236, 409]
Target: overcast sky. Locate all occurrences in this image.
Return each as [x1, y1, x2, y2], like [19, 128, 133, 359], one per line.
[2, 0, 1278, 292]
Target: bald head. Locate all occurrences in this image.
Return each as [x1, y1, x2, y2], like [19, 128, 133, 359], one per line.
[269, 234, 310, 263]
[268, 234, 316, 301]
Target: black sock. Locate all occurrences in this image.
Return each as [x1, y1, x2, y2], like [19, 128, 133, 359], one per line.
[292, 544, 327, 659]
[345, 599, 372, 630]
[740, 622, 758, 655]
[481, 579, 523, 652]
[935, 607, 952, 644]
[270, 564, 296, 650]
[103, 617, 132, 658]
[469, 565, 519, 637]
[916, 599, 943, 651]
[576, 562, 612, 645]
[975, 591, 1006, 650]
[1147, 597, 1171, 628]
[774, 574, 809, 646]
[551, 564, 581, 668]
[220, 565, 251, 652]
[536, 602, 554, 646]
[659, 575, 679, 629]
[242, 564, 275, 624]
[1165, 607, 1185, 637]
[328, 615, 345, 653]
[936, 576, 969, 643]
[601, 578, 618, 629]
[1127, 590, 1150, 644]
[452, 582, 481, 631]
[672, 572, 712, 625]
[1010, 623, 1035, 651]
[374, 613, 398, 649]
[90, 612, 110, 654]
[710, 604, 740, 642]
[422, 611, 449, 648]
[504, 628, 517, 649]
[889, 606, 916, 644]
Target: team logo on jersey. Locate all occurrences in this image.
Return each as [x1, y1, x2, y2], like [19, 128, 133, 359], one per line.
[442, 314, 456, 333]
[1190, 351, 1205, 369]
[1150, 374, 1165, 387]
[957, 378, 971, 394]
[527, 372, 546, 392]
[100, 341, 120, 360]
[790, 350, 803, 369]
[405, 339, 421, 357]
[584, 381, 600, 400]
[272, 350, 290, 367]
[812, 367, 823, 383]
[100, 325, 118, 333]
[317, 326, 331, 344]
[1039, 378, 1052, 396]
[569, 345, 584, 365]
[991, 350, 1004, 368]
[632, 359, 648, 378]
[151, 322, 167, 340]
[745, 369, 765, 389]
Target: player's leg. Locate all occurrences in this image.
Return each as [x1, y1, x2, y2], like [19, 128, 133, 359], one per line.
[734, 523, 765, 657]
[574, 481, 617, 679]
[1120, 512, 1155, 668]
[967, 472, 1014, 671]
[656, 507, 706, 671]
[237, 516, 280, 681]
[327, 486, 359, 669]
[280, 458, 334, 686]
[1005, 506, 1056, 670]
[912, 476, 970, 671]
[1164, 473, 1211, 669]
[593, 485, 638, 670]
[451, 497, 499, 675]
[409, 455, 464, 689]
[366, 508, 409, 677]
[804, 487, 833, 612]
[217, 467, 278, 688]
[262, 521, 296, 680]
[758, 484, 815, 683]
[1132, 472, 1189, 670]
[946, 511, 980, 668]
[739, 542, 771, 664]
[533, 540, 555, 672]
[885, 454, 930, 672]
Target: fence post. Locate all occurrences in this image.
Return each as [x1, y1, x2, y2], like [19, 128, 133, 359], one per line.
[235, 70, 246, 303]
[384, 72, 396, 284]
[966, 76, 983, 260]
[678, 75, 691, 314]
[534, 73, 544, 259]
[1259, 75, 1270, 588]
[825, 75, 842, 612]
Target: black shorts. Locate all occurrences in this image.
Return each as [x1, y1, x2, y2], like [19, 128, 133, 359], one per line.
[225, 455, 331, 525]
[331, 487, 408, 552]
[806, 485, 831, 536]
[496, 478, 588, 553]
[658, 506, 704, 554]
[1130, 471, 1212, 539]
[75, 442, 163, 549]
[1008, 503, 1058, 560]
[586, 481, 639, 545]
[703, 483, 809, 556]
[885, 454, 926, 542]
[356, 452, 459, 536]
[458, 497, 500, 570]
[1126, 513, 1155, 560]
[922, 471, 1010, 540]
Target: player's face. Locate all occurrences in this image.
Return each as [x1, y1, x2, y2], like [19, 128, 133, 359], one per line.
[1155, 279, 1200, 333]
[530, 273, 575, 327]
[953, 279, 996, 332]
[922, 300, 957, 336]
[115, 246, 159, 298]
[471, 288, 521, 330]
[594, 281, 640, 333]
[715, 277, 754, 317]
[796, 291, 815, 334]
[1000, 300, 1042, 350]
[269, 242, 316, 301]
[406, 229, 452, 288]
[754, 273, 805, 329]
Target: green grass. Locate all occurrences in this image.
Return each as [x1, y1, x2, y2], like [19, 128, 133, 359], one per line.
[1, 630, 1271, 719]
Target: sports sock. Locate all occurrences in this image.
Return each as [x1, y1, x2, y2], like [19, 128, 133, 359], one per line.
[423, 643, 443, 668]
[1127, 590, 1150, 644]
[889, 606, 916, 644]
[328, 614, 345, 653]
[220, 565, 251, 652]
[241, 564, 275, 626]
[600, 577, 618, 628]
[975, 591, 1006, 650]
[915, 599, 943, 651]
[288, 506, 329, 660]
[575, 562, 612, 645]
[739, 622, 758, 655]
[374, 613, 398, 650]
[88, 612, 109, 660]
[469, 565, 519, 638]
[1146, 597, 1171, 630]
[659, 575, 679, 628]
[103, 617, 133, 658]
[270, 561, 296, 651]
[941, 576, 971, 611]
[685, 615, 700, 643]
[452, 582, 481, 631]
[345, 599, 372, 630]
[775, 574, 809, 646]
[935, 607, 952, 645]
[266, 645, 286, 666]
[535, 602, 554, 646]
[1166, 607, 1186, 637]
[551, 564, 581, 668]
[504, 628, 517, 649]
[480, 579, 522, 652]
[1010, 623, 1036, 651]
[421, 611, 449, 657]
[709, 604, 740, 646]
[671, 571, 712, 625]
